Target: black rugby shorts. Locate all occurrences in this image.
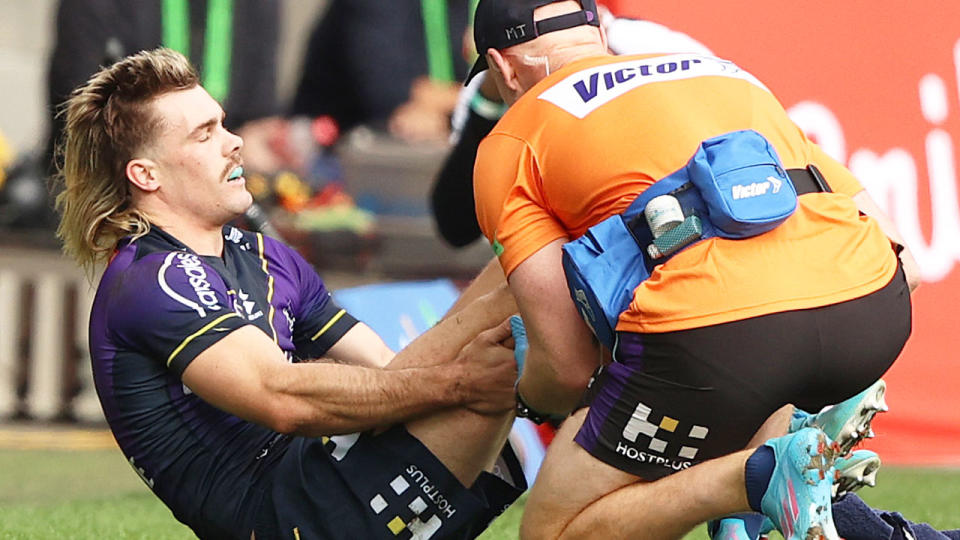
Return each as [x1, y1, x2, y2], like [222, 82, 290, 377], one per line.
[253, 426, 526, 539]
[574, 265, 911, 480]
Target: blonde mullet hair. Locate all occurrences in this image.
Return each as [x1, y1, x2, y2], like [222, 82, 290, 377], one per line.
[55, 48, 199, 273]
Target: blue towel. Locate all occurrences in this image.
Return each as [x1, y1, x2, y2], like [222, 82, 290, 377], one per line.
[833, 493, 960, 540]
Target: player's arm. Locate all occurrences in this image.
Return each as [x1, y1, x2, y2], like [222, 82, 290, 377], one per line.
[318, 258, 510, 370]
[509, 239, 602, 416]
[322, 323, 395, 368]
[182, 286, 519, 437]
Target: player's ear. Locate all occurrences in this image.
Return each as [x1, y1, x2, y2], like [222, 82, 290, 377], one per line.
[126, 158, 160, 193]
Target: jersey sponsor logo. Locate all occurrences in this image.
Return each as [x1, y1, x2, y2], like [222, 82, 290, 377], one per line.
[225, 226, 244, 244]
[283, 306, 295, 334]
[158, 252, 222, 318]
[618, 401, 710, 471]
[538, 53, 769, 118]
[731, 176, 782, 200]
[368, 465, 450, 539]
[614, 441, 693, 471]
[224, 226, 252, 250]
[406, 464, 457, 519]
[236, 288, 264, 321]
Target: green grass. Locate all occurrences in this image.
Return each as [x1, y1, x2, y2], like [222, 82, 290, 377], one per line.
[0, 449, 958, 539]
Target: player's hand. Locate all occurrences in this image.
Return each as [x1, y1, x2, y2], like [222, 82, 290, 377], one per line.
[453, 318, 518, 415]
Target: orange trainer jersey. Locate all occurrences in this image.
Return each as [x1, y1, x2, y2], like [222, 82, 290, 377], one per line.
[474, 53, 899, 334]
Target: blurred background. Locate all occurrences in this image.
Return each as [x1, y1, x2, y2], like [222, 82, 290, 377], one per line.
[0, 0, 958, 471]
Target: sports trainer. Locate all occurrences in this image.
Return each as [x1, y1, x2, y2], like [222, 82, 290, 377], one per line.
[430, 2, 713, 248]
[469, 0, 917, 538]
[55, 48, 525, 540]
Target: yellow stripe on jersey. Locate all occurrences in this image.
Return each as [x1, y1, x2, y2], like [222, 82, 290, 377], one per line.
[310, 309, 347, 342]
[167, 312, 240, 367]
[256, 233, 279, 344]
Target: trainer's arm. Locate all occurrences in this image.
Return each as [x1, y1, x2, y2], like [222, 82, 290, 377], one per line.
[182, 287, 518, 436]
[509, 239, 602, 415]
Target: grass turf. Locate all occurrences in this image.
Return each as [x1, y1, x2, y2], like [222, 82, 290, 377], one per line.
[0, 448, 957, 539]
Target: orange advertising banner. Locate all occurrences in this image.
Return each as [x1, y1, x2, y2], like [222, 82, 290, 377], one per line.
[636, 2, 960, 465]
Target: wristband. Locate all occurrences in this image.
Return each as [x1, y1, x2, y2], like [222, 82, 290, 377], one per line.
[469, 92, 508, 120]
[515, 382, 550, 425]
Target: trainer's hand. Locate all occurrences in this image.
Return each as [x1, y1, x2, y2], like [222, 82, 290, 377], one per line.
[898, 245, 921, 293]
[454, 318, 518, 415]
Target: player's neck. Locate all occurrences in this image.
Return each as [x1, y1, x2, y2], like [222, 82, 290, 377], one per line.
[174, 227, 224, 257]
[150, 214, 225, 257]
[133, 195, 227, 256]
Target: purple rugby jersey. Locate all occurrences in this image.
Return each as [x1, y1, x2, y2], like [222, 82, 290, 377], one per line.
[88, 225, 357, 538]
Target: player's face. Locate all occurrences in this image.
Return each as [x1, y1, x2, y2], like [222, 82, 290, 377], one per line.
[146, 85, 252, 227]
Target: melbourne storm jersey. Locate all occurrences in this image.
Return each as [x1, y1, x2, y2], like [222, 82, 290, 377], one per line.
[88, 226, 357, 538]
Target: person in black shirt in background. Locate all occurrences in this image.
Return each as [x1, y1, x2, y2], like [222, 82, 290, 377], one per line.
[290, 0, 472, 144]
[47, 0, 286, 177]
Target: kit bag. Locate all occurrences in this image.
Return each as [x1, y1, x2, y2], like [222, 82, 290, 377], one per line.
[562, 130, 797, 348]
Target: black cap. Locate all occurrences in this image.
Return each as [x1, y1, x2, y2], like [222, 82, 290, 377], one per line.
[467, 0, 600, 83]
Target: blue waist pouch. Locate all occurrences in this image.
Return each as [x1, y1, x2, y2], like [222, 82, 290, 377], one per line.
[562, 130, 797, 349]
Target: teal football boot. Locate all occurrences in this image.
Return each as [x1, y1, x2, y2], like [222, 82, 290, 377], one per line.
[760, 428, 840, 540]
[832, 449, 881, 499]
[790, 379, 888, 455]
